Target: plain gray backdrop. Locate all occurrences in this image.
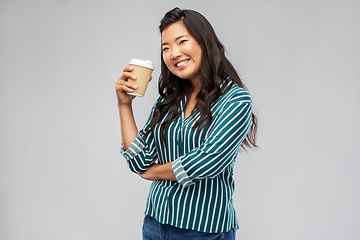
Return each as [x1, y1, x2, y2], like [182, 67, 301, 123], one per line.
[1, 0, 359, 239]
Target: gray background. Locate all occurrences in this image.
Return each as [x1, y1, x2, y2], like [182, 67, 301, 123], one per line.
[1, 0, 359, 239]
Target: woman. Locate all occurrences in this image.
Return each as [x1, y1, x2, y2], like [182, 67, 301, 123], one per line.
[116, 7, 257, 240]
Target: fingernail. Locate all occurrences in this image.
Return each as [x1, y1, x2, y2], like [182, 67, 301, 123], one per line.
[129, 89, 133, 92]
[133, 85, 138, 89]
[132, 75, 136, 79]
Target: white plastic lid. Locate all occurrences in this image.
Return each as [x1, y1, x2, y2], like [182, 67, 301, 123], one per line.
[129, 59, 154, 69]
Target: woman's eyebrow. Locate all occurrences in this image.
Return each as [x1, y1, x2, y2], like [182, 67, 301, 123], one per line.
[175, 35, 189, 41]
[162, 35, 189, 46]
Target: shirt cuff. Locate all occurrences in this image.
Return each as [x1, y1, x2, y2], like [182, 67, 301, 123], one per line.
[172, 157, 195, 188]
[120, 134, 145, 161]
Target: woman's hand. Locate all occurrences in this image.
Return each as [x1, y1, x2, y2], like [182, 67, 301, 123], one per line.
[115, 66, 138, 105]
[115, 65, 153, 105]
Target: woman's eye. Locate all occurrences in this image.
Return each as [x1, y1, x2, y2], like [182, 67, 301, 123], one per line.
[162, 47, 169, 52]
[179, 40, 187, 44]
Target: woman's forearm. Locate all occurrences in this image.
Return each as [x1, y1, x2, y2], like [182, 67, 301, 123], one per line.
[118, 103, 138, 151]
[139, 162, 177, 181]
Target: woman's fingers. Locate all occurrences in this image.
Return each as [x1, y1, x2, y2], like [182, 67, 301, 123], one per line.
[116, 79, 137, 92]
[120, 72, 137, 81]
[122, 83, 137, 93]
[123, 66, 133, 72]
[120, 66, 137, 80]
[115, 66, 138, 105]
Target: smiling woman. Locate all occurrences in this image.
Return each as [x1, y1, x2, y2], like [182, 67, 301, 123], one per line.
[115, 7, 258, 240]
[161, 22, 203, 120]
[161, 23, 202, 84]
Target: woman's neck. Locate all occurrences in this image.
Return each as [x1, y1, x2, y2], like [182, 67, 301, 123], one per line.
[189, 77, 201, 96]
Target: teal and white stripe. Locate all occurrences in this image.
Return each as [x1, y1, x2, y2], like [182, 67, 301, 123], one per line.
[121, 79, 253, 233]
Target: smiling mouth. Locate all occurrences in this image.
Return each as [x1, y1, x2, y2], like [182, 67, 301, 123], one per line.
[175, 59, 190, 68]
[175, 59, 190, 70]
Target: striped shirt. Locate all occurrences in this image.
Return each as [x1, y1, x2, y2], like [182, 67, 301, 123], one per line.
[120, 78, 253, 233]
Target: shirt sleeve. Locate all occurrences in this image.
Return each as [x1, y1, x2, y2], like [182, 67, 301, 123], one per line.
[172, 93, 253, 188]
[120, 96, 162, 173]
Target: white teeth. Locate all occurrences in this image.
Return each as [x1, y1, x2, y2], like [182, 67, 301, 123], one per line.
[176, 60, 189, 67]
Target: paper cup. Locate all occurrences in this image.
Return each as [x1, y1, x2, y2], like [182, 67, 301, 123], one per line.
[127, 59, 154, 97]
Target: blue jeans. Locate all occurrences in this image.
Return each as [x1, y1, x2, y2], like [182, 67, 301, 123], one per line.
[142, 215, 236, 240]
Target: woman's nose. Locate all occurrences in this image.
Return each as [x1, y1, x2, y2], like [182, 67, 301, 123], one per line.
[170, 47, 182, 60]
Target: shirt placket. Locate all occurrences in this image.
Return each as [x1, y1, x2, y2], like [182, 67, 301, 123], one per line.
[178, 97, 186, 156]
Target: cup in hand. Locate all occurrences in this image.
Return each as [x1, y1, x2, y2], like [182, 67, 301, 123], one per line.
[127, 59, 154, 97]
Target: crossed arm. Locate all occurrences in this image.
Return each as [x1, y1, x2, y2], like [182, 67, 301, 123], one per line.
[124, 102, 252, 187]
[138, 163, 177, 181]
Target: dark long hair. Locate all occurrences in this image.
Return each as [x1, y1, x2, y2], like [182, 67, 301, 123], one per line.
[145, 7, 257, 149]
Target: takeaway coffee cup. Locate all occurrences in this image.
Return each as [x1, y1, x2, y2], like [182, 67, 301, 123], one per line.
[127, 59, 154, 97]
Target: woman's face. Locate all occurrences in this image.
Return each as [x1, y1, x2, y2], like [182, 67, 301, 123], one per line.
[161, 21, 202, 84]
